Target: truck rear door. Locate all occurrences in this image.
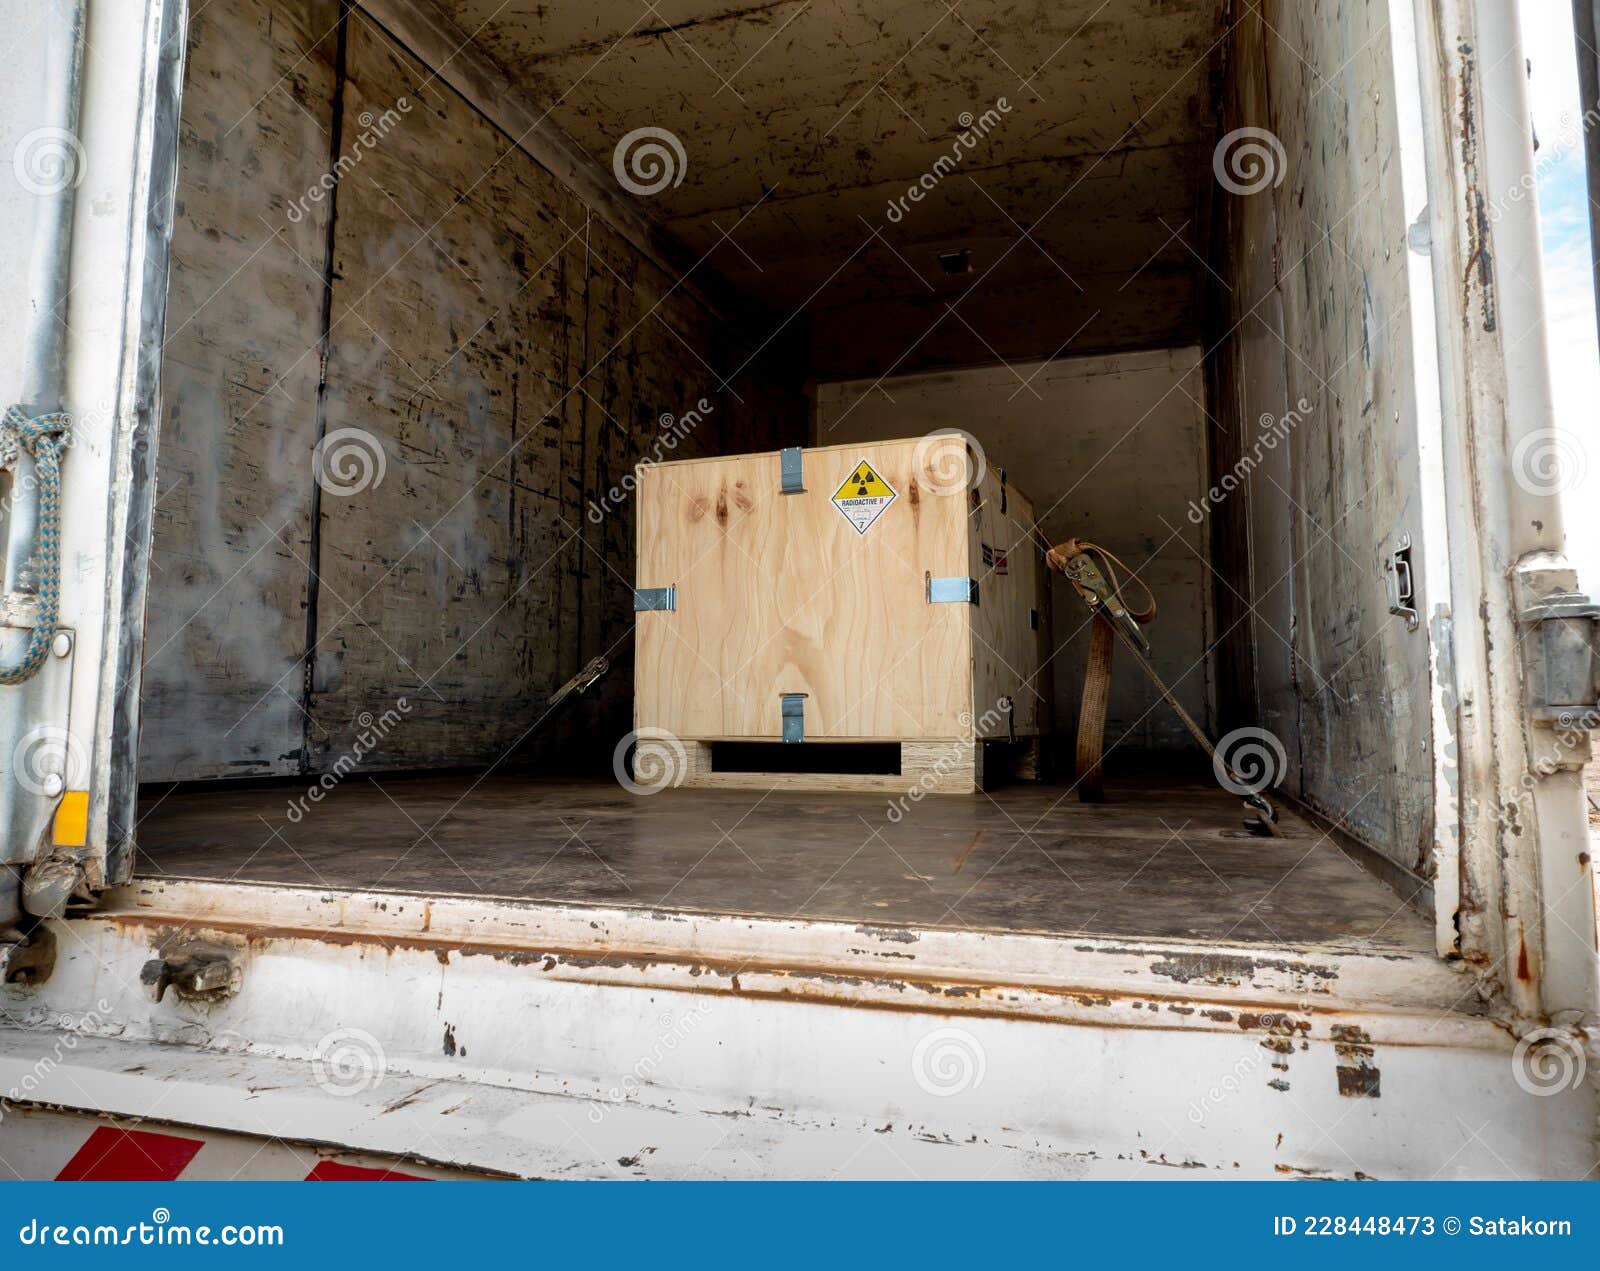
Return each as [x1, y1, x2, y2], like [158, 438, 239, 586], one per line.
[0, 0, 185, 918]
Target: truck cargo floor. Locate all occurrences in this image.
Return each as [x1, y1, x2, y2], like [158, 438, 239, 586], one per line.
[131, 772, 1432, 952]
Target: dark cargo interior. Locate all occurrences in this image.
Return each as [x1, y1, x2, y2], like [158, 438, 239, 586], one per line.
[135, 0, 1441, 952]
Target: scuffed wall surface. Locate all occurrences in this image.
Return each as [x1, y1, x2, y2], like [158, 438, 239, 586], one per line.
[143, 0, 340, 779]
[306, 13, 589, 769]
[816, 348, 1214, 752]
[1207, 0, 1434, 874]
[145, 3, 807, 780]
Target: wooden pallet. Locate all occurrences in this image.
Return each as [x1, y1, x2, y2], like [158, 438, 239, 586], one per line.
[632, 737, 1041, 795]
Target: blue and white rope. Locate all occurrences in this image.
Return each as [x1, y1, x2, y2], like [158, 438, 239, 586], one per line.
[0, 405, 71, 685]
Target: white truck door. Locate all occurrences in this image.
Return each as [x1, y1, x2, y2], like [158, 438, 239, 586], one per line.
[0, 0, 186, 930]
[1408, 0, 1600, 1023]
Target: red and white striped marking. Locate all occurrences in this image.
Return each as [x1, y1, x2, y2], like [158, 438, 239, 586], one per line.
[4, 1111, 447, 1181]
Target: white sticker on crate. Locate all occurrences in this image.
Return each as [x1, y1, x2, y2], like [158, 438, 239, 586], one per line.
[831, 459, 897, 535]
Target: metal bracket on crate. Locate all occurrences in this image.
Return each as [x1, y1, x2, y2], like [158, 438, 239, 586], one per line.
[780, 447, 805, 494]
[927, 576, 979, 605]
[633, 586, 677, 612]
[780, 693, 807, 743]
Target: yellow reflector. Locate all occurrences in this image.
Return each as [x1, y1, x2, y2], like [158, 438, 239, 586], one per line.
[52, 790, 89, 847]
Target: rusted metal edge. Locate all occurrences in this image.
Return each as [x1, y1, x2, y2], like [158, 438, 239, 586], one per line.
[94, 877, 1484, 1028]
[72, 910, 1507, 1053]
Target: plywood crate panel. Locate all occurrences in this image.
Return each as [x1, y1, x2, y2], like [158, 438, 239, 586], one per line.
[634, 436, 1046, 789]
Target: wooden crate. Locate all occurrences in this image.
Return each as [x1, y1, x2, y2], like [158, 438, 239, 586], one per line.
[632, 436, 1047, 793]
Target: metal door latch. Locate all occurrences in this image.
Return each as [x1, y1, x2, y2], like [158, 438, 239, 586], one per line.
[1520, 590, 1600, 729]
[141, 943, 240, 1002]
[1385, 532, 1419, 630]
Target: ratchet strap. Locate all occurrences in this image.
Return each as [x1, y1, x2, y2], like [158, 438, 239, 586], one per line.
[1046, 537, 1279, 835]
[1046, 539, 1155, 803]
[1075, 614, 1116, 801]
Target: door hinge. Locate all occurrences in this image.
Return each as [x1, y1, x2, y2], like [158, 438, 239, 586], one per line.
[633, 585, 677, 612]
[1519, 590, 1600, 729]
[1384, 532, 1419, 630]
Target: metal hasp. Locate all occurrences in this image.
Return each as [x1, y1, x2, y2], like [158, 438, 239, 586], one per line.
[1384, 532, 1419, 630]
[927, 576, 979, 605]
[633, 586, 677, 612]
[780, 693, 807, 743]
[779, 447, 804, 494]
[1519, 589, 1600, 729]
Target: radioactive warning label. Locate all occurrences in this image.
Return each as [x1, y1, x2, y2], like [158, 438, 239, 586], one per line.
[831, 459, 897, 535]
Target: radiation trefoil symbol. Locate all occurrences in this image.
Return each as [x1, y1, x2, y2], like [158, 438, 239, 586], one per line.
[830, 459, 897, 535]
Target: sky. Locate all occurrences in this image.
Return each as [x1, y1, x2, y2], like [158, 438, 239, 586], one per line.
[1517, 1, 1600, 579]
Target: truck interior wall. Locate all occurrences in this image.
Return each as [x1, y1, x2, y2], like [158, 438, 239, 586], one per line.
[1205, 0, 1438, 885]
[143, 0, 807, 783]
[815, 348, 1216, 754]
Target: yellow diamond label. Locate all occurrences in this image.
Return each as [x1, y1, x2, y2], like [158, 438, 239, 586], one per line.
[831, 459, 897, 535]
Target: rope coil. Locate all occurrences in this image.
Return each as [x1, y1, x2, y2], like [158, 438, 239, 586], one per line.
[0, 405, 71, 686]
